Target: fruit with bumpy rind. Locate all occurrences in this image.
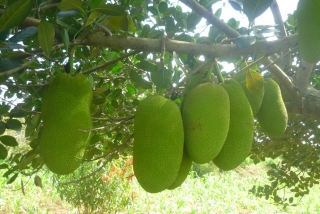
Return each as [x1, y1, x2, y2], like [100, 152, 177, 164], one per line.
[182, 82, 230, 164]
[232, 72, 264, 116]
[40, 73, 92, 175]
[213, 79, 254, 171]
[133, 95, 184, 193]
[256, 78, 288, 137]
[240, 81, 264, 116]
[167, 149, 192, 190]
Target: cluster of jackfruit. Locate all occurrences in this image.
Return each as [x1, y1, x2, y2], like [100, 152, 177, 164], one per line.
[133, 75, 288, 193]
[40, 73, 93, 175]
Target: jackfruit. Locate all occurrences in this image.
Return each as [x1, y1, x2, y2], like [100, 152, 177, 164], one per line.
[40, 73, 92, 175]
[182, 82, 230, 164]
[133, 95, 184, 193]
[256, 78, 288, 137]
[232, 72, 264, 116]
[240, 81, 264, 116]
[167, 149, 192, 190]
[213, 79, 254, 171]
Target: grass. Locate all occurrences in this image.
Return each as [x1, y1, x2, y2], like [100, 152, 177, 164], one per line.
[2, 158, 320, 213]
[1, 128, 320, 213]
[0, 169, 77, 214]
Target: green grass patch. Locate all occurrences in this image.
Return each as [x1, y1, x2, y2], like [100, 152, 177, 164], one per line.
[1, 155, 320, 213]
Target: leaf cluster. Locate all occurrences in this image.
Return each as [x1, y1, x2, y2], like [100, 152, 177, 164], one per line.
[250, 114, 320, 206]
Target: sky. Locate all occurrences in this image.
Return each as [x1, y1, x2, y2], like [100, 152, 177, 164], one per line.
[215, 0, 299, 27]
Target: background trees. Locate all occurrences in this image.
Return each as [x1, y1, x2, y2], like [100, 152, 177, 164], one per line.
[0, 0, 320, 206]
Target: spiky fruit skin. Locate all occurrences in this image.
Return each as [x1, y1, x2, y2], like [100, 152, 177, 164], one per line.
[213, 79, 254, 171]
[133, 96, 184, 193]
[167, 149, 192, 190]
[182, 82, 230, 164]
[40, 73, 92, 175]
[256, 78, 288, 137]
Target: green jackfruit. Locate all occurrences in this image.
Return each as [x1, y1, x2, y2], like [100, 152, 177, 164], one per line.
[133, 96, 184, 193]
[240, 81, 264, 116]
[40, 73, 92, 175]
[167, 149, 192, 190]
[232, 72, 264, 116]
[182, 82, 230, 164]
[213, 79, 254, 171]
[256, 78, 288, 137]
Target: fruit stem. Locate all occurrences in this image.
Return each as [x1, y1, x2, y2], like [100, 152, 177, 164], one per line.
[213, 59, 224, 84]
[69, 47, 75, 75]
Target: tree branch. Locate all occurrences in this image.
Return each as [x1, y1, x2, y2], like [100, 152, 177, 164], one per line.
[82, 50, 141, 74]
[0, 57, 37, 77]
[81, 34, 298, 58]
[180, 0, 239, 38]
[270, 0, 291, 71]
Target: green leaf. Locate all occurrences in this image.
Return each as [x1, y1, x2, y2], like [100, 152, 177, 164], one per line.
[187, 13, 202, 31]
[0, 104, 10, 115]
[58, 0, 83, 11]
[21, 179, 25, 195]
[0, 121, 6, 135]
[126, 84, 137, 95]
[129, 70, 153, 89]
[165, 18, 176, 35]
[229, 0, 243, 12]
[0, 144, 8, 160]
[93, 4, 126, 16]
[140, 24, 151, 38]
[289, 197, 294, 203]
[90, 0, 104, 9]
[7, 173, 18, 184]
[151, 68, 173, 89]
[246, 69, 263, 93]
[215, 8, 222, 18]
[3, 170, 16, 180]
[6, 119, 22, 132]
[0, 58, 24, 73]
[0, 0, 32, 32]
[38, 20, 55, 56]
[34, 175, 42, 188]
[158, 2, 168, 13]
[9, 26, 38, 42]
[136, 61, 157, 72]
[0, 42, 25, 50]
[297, 0, 320, 63]
[60, 27, 68, 51]
[242, 0, 273, 22]
[0, 135, 18, 147]
[174, 33, 193, 42]
[107, 14, 135, 32]
[0, 163, 8, 169]
[111, 89, 122, 100]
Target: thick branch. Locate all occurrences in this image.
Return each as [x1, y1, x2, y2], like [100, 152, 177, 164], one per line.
[81, 34, 298, 58]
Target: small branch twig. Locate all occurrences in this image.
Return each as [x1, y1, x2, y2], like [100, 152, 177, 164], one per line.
[82, 50, 141, 74]
[0, 57, 37, 77]
[91, 116, 134, 122]
[1, 82, 49, 88]
[31, 3, 60, 12]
